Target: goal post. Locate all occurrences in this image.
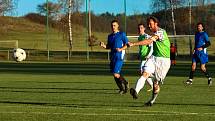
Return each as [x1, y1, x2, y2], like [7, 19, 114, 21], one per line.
[0, 40, 18, 60]
[0, 40, 19, 49]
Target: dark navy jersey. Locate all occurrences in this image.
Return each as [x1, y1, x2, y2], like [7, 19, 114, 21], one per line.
[107, 32, 128, 60]
[195, 31, 209, 49]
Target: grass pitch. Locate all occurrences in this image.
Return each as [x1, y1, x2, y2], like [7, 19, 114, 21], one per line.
[0, 61, 214, 121]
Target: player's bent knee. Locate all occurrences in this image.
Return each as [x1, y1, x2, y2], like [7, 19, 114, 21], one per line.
[142, 72, 150, 78]
[201, 67, 206, 72]
[113, 73, 120, 78]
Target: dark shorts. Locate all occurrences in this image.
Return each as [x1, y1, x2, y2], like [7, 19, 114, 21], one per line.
[170, 53, 176, 60]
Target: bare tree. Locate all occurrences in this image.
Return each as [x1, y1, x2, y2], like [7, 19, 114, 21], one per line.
[151, 0, 186, 12]
[68, 0, 72, 49]
[57, 0, 84, 49]
[0, 0, 15, 16]
[37, 1, 61, 19]
[57, 0, 84, 13]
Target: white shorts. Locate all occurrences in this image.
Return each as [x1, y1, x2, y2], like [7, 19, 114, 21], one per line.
[139, 60, 147, 73]
[144, 55, 170, 83]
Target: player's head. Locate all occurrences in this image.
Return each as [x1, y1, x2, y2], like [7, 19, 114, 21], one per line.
[196, 22, 204, 32]
[138, 23, 146, 35]
[147, 16, 159, 32]
[111, 19, 120, 33]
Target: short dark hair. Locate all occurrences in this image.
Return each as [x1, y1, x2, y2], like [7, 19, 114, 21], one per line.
[111, 19, 119, 25]
[197, 22, 205, 31]
[147, 16, 160, 26]
[197, 22, 204, 28]
[138, 23, 146, 27]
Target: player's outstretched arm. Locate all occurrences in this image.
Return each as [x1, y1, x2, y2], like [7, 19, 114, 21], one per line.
[128, 35, 158, 47]
[100, 42, 109, 49]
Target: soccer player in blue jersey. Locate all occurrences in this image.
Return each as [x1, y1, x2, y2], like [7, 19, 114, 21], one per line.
[185, 22, 212, 86]
[100, 20, 129, 94]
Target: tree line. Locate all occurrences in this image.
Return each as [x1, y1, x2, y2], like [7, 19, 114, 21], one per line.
[1, 0, 215, 36]
[25, 0, 215, 36]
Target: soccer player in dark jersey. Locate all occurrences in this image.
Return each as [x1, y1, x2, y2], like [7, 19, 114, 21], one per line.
[170, 43, 177, 66]
[185, 22, 212, 86]
[100, 20, 129, 94]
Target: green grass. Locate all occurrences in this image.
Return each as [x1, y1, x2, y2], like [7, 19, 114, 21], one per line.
[0, 61, 214, 121]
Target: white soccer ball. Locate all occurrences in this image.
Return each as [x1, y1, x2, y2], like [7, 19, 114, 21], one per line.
[13, 48, 26, 62]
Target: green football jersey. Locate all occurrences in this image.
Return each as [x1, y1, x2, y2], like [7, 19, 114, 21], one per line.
[153, 28, 170, 58]
[138, 34, 152, 60]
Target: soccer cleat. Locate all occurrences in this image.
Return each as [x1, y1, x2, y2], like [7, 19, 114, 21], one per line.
[130, 88, 138, 99]
[153, 83, 160, 94]
[185, 79, 193, 85]
[208, 77, 212, 86]
[144, 101, 153, 107]
[118, 90, 124, 95]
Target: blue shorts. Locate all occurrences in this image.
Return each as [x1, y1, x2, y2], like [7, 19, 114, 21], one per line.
[110, 59, 123, 74]
[192, 50, 208, 64]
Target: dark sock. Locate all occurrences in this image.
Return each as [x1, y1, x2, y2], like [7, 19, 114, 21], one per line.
[189, 71, 195, 79]
[114, 77, 124, 91]
[202, 70, 211, 78]
[119, 76, 128, 84]
[119, 76, 129, 93]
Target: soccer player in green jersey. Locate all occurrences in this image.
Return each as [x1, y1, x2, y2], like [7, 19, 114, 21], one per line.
[134, 23, 153, 95]
[129, 16, 170, 106]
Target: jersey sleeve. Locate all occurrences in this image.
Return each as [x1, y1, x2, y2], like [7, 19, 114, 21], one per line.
[204, 32, 209, 42]
[122, 32, 129, 45]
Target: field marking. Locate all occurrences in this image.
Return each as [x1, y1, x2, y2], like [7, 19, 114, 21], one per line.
[0, 111, 215, 116]
[0, 106, 215, 116]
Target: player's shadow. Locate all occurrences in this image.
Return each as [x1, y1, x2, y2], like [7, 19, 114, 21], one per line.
[155, 102, 215, 107]
[129, 102, 215, 108]
[0, 86, 117, 94]
[0, 62, 214, 77]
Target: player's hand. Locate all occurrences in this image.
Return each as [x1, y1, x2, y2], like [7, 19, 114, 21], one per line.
[116, 48, 122, 52]
[197, 47, 203, 51]
[192, 50, 195, 54]
[128, 42, 134, 47]
[100, 42, 105, 48]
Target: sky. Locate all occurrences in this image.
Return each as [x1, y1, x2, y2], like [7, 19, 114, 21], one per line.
[15, 0, 151, 16]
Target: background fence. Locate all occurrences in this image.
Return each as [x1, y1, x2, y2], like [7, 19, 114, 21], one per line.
[0, 0, 215, 61]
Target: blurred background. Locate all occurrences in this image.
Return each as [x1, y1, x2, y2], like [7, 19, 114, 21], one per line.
[0, 0, 215, 61]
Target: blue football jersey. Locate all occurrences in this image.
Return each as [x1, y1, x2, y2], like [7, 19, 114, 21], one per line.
[107, 32, 128, 60]
[195, 31, 209, 49]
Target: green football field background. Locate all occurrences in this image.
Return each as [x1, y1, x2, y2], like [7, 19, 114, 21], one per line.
[0, 61, 214, 121]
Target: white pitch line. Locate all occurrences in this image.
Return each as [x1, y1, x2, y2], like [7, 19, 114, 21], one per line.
[0, 105, 215, 116]
[0, 111, 215, 116]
